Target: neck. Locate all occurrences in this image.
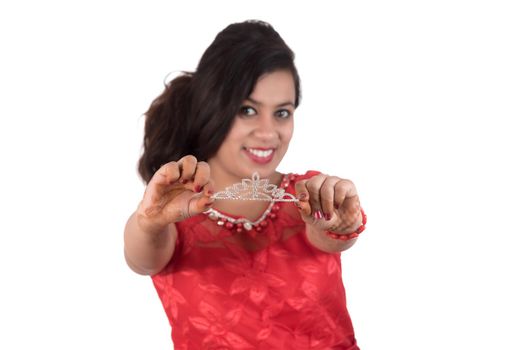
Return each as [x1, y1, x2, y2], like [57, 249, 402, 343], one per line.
[210, 170, 283, 221]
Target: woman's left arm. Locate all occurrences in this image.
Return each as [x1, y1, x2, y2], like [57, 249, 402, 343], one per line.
[295, 174, 364, 253]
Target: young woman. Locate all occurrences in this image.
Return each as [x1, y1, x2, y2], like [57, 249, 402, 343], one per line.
[124, 20, 365, 349]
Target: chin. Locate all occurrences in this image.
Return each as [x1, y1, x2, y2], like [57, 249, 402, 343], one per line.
[238, 151, 284, 179]
[253, 163, 282, 179]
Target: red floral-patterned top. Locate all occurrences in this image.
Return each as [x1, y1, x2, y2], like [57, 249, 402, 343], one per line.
[152, 171, 360, 349]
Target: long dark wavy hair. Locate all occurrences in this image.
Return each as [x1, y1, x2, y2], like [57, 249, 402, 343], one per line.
[138, 20, 301, 184]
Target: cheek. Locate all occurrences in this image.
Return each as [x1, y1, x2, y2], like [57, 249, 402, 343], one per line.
[281, 122, 294, 144]
[225, 119, 251, 144]
[218, 123, 246, 153]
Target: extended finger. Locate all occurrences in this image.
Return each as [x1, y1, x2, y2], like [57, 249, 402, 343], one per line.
[178, 155, 198, 184]
[192, 161, 212, 193]
[319, 176, 340, 220]
[305, 174, 328, 220]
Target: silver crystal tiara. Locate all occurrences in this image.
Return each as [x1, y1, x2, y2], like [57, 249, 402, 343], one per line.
[211, 172, 298, 202]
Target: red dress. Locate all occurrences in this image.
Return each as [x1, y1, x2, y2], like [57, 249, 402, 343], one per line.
[152, 171, 360, 349]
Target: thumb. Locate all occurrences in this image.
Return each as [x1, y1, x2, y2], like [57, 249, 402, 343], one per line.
[187, 180, 215, 217]
[187, 185, 215, 216]
[187, 191, 215, 217]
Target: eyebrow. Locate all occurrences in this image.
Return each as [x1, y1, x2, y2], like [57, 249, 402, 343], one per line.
[246, 97, 295, 108]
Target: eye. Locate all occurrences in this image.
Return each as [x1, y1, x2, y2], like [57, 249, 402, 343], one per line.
[239, 105, 256, 117]
[275, 109, 292, 119]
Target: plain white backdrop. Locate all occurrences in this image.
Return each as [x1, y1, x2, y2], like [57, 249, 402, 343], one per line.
[1, 1, 523, 349]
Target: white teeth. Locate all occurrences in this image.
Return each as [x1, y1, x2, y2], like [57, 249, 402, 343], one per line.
[247, 148, 274, 158]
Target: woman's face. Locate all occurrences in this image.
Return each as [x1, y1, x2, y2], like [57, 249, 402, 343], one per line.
[208, 69, 296, 184]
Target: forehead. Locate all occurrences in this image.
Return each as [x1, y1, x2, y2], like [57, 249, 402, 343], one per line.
[248, 70, 296, 106]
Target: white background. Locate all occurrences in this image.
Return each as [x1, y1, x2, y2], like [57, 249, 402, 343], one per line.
[1, 1, 523, 349]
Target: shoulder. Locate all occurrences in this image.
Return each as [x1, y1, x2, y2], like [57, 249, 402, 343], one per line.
[285, 170, 322, 193]
[290, 170, 322, 182]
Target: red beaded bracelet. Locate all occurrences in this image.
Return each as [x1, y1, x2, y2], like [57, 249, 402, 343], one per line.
[325, 209, 367, 241]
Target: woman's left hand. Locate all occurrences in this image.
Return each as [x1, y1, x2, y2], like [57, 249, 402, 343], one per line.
[295, 174, 362, 234]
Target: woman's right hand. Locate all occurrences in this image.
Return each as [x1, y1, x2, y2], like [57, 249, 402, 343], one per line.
[136, 155, 214, 234]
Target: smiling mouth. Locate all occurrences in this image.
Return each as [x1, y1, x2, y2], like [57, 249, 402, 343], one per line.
[243, 147, 276, 164]
[246, 148, 274, 157]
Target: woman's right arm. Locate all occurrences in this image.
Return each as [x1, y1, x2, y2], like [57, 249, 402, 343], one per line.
[123, 156, 214, 276]
[123, 210, 178, 276]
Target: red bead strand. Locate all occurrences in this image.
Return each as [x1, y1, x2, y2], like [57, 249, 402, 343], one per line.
[326, 209, 367, 241]
[206, 174, 294, 234]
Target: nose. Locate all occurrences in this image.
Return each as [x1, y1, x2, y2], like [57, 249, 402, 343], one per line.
[252, 112, 277, 140]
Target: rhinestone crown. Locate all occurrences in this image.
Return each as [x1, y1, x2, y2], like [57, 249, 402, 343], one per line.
[210, 172, 298, 202]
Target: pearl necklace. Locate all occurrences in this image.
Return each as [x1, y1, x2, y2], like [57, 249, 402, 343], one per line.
[203, 173, 296, 234]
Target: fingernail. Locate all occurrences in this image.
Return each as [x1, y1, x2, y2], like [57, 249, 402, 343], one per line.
[181, 179, 188, 184]
[334, 204, 339, 210]
[314, 210, 324, 220]
[325, 213, 331, 220]
[194, 185, 202, 192]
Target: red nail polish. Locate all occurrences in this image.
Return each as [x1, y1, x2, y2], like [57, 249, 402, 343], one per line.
[314, 210, 324, 220]
[325, 213, 331, 220]
[181, 179, 188, 184]
[194, 185, 202, 192]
